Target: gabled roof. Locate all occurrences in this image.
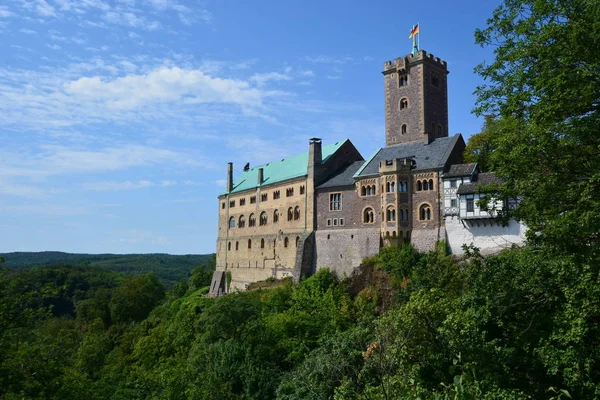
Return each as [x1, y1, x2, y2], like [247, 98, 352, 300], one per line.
[457, 172, 501, 194]
[354, 135, 462, 178]
[443, 162, 478, 178]
[317, 160, 365, 189]
[225, 139, 349, 195]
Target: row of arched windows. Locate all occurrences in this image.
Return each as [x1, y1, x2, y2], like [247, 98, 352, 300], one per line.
[383, 204, 432, 222]
[227, 236, 301, 251]
[417, 179, 435, 191]
[361, 185, 377, 196]
[228, 207, 301, 229]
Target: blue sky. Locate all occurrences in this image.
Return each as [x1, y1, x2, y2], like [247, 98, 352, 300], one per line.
[0, 0, 502, 255]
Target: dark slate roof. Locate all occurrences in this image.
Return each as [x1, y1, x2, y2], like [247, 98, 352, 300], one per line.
[354, 135, 461, 178]
[317, 160, 365, 189]
[443, 162, 477, 178]
[457, 172, 501, 194]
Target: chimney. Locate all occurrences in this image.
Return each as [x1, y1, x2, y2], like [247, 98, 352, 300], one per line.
[423, 132, 431, 145]
[308, 138, 322, 182]
[257, 167, 264, 185]
[226, 162, 233, 192]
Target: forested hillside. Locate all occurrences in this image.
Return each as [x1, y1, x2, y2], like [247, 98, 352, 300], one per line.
[0, 252, 213, 286]
[1, 243, 597, 399]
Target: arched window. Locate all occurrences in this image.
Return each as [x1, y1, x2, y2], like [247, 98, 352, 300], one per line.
[438, 125, 442, 135]
[428, 179, 434, 190]
[238, 215, 245, 228]
[247, 239, 252, 249]
[259, 211, 268, 226]
[228, 242, 231, 251]
[419, 204, 432, 221]
[229, 217, 236, 229]
[284, 237, 289, 248]
[273, 210, 279, 223]
[386, 206, 396, 222]
[401, 124, 407, 134]
[390, 182, 395, 192]
[294, 206, 300, 220]
[235, 241, 239, 250]
[400, 98, 408, 110]
[417, 180, 422, 191]
[361, 186, 366, 196]
[432, 122, 436, 134]
[260, 238, 265, 249]
[371, 185, 376, 195]
[386, 182, 391, 192]
[296, 236, 300, 247]
[287, 207, 293, 221]
[249, 213, 256, 227]
[363, 207, 374, 224]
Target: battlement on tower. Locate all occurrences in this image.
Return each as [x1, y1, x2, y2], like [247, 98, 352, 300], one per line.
[383, 50, 447, 74]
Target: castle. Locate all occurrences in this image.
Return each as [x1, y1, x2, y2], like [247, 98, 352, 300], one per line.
[209, 48, 526, 295]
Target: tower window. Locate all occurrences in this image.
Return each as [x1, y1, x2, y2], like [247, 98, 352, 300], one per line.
[399, 98, 408, 110]
[399, 74, 408, 86]
[401, 124, 407, 135]
[386, 206, 396, 222]
[419, 204, 432, 221]
[363, 208, 374, 224]
[431, 73, 440, 87]
[438, 125, 442, 135]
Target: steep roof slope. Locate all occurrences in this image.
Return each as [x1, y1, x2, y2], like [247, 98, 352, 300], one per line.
[354, 135, 462, 178]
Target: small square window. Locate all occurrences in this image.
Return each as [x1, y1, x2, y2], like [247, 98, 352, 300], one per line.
[450, 180, 456, 188]
[326, 218, 332, 226]
[339, 218, 345, 226]
[240, 198, 246, 206]
[261, 193, 268, 202]
[250, 196, 256, 204]
[333, 218, 338, 226]
[221, 202, 225, 209]
[451, 199, 457, 208]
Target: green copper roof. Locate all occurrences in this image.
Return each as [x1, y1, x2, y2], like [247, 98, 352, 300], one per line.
[224, 139, 349, 195]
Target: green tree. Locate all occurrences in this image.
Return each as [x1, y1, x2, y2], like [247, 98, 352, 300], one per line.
[109, 272, 165, 323]
[473, 0, 600, 258]
[463, 115, 498, 172]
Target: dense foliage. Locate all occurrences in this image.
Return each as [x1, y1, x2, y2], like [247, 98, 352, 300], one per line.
[0, 252, 213, 286]
[1, 243, 597, 399]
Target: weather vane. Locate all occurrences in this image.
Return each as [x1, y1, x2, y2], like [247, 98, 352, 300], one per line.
[409, 23, 420, 56]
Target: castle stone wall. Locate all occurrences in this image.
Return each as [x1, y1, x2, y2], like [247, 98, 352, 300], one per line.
[315, 228, 380, 277]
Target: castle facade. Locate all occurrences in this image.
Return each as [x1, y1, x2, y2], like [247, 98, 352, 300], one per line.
[209, 49, 525, 295]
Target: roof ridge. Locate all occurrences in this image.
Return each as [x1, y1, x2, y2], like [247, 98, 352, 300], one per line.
[353, 147, 382, 178]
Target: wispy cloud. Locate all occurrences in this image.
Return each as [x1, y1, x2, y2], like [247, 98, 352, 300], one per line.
[0, 6, 17, 18]
[83, 179, 179, 191]
[250, 71, 291, 87]
[304, 55, 353, 64]
[19, 28, 37, 34]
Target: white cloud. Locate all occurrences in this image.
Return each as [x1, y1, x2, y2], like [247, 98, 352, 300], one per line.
[19, 28, 37, 34]
[0, 6, 17, 18]
[47, 44, 62, 50]
[102, 11, 160, 30]
[65, 66, 266, 109]
[250, 72, 291, 87]
[327, 76, 342, 80]
[300, 70, 315, 77]
[83, 179, 178, 191]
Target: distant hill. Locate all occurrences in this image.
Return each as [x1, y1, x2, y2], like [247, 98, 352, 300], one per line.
[0, 251, 214, 286]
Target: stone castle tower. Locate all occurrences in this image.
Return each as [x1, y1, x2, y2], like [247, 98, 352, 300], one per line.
[383, 50, 449, 146]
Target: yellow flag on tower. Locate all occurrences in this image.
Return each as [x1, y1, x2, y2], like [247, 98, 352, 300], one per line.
[409, 24, 419, 38]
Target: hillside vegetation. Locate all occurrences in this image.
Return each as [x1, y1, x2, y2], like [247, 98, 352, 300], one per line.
[0, 252, 213, 286]
[1, 243, 597, 399]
